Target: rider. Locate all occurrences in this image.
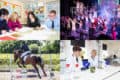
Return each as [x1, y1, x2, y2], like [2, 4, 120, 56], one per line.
[20, 42, 31, 65]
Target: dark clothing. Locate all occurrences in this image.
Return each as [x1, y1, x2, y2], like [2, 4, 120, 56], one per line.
[27, 18, 41, 28]
[0, 19, 9, 34]
[21, 44, 30, 52]
[52, 20, 54, 29]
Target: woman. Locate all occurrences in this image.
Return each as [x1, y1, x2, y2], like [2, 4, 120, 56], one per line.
[8, 12, 22, 31]
[27, 11, 41, 29]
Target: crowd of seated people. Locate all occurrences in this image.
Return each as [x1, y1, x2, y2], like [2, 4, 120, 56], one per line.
[61, 1, 120, 40]
[0, 8, 59, 35]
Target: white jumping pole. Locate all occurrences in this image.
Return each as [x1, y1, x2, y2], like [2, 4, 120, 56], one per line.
[10, 53, 14, 80]
[48, 41, 54, 80]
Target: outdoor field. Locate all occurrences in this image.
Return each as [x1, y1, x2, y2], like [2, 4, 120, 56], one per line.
[0, 41, 60, 80]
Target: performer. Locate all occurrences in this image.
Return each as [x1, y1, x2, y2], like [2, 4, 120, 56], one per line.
[111, 22, 117, 40]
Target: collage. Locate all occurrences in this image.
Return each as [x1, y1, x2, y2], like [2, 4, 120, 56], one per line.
[0, 0, 120, 80]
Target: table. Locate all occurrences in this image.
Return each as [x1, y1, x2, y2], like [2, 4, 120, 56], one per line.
[0, 26, 59, 40]
[60, 66, 120, 80]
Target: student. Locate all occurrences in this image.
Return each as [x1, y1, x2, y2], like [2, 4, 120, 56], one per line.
[0, 8, 9, 34]
[27, 11, 41, 29]
[89, 49, 98, 67]
[66, 46, 83, 72]
[8, 12, 22, 31]
[45, 10, 60, 31]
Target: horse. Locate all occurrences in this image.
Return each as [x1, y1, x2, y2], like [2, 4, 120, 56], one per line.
[13, 49, 47, 79]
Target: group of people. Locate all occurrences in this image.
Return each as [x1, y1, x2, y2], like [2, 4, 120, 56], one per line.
[66, 46, 105, 72]
[61, 1, 120, 40]
[0, 8, 59, 34]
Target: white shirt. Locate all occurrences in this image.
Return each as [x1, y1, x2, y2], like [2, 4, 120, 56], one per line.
[89, 56, 98, 67]
[66, 54, 83, 72]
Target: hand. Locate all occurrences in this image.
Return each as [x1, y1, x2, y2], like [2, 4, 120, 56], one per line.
[15, 28, 19, 31]
[9, 29, 14, 33]
[40, 27, 45, 30]
[1, 30, 7, 34]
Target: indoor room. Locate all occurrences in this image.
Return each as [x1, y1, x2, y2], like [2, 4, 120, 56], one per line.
[60, 40, 120, 80]
[0, 0, 60, 40]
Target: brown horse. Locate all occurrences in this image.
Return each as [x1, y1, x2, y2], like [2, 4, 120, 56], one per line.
[13, 49, 47, 79]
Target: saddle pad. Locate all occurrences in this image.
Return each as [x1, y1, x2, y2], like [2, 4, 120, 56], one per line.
[30, 54, 35, 57]
[23, 54, 36, 62]
[23, 56, 28, 62]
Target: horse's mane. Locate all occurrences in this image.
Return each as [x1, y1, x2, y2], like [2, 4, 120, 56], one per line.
[13, 49, 23, 54]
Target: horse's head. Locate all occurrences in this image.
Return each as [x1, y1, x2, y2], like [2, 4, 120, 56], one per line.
[13, 49, 22, 62]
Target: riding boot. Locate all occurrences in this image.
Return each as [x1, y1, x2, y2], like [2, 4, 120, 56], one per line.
[21, 57, 26, 68]
[22, 57, 24, 64]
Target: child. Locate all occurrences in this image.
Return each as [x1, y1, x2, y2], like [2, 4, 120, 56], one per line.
[8, 12, 22, 31]
[0, 8, 9, 34]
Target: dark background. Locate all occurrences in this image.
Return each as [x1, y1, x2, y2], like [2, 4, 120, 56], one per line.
[61, 0, 98, 16]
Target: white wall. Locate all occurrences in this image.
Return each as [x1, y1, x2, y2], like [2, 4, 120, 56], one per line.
[102, 40, 120, 57]
[60, 40, 120, 60]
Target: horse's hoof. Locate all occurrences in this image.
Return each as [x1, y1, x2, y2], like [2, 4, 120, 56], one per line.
[38, 76, 41, 79]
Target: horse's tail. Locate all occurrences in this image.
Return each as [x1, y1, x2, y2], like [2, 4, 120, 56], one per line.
[35, 56, 44, 66]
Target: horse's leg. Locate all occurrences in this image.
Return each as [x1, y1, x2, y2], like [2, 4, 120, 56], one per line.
[37, 57, 47, 77]
[39, 63, 47, 77]
[19, 59, 26, 68]
[17, 61, 22, 68]
[32, 64, 41, 79]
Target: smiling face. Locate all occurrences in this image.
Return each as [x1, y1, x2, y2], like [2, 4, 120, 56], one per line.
[10, 12, 19, 22]
[0, 8, 9, 21]
[73, 51, 81, 57]
[48, 10, 56, 20]
[49, 12, 56, 20]
[73, 46, 82, 57]
[0, 14, 9, 21]
[29, 14, 34, 20]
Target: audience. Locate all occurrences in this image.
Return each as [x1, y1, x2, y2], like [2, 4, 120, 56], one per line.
[61, 1, 120, 40]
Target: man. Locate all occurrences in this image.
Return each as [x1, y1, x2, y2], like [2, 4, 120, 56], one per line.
[20, 42, 31, 66]
[0, 8, 9, 34]
[66, 46, 83, 72]
[45, 10, 60, 31]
